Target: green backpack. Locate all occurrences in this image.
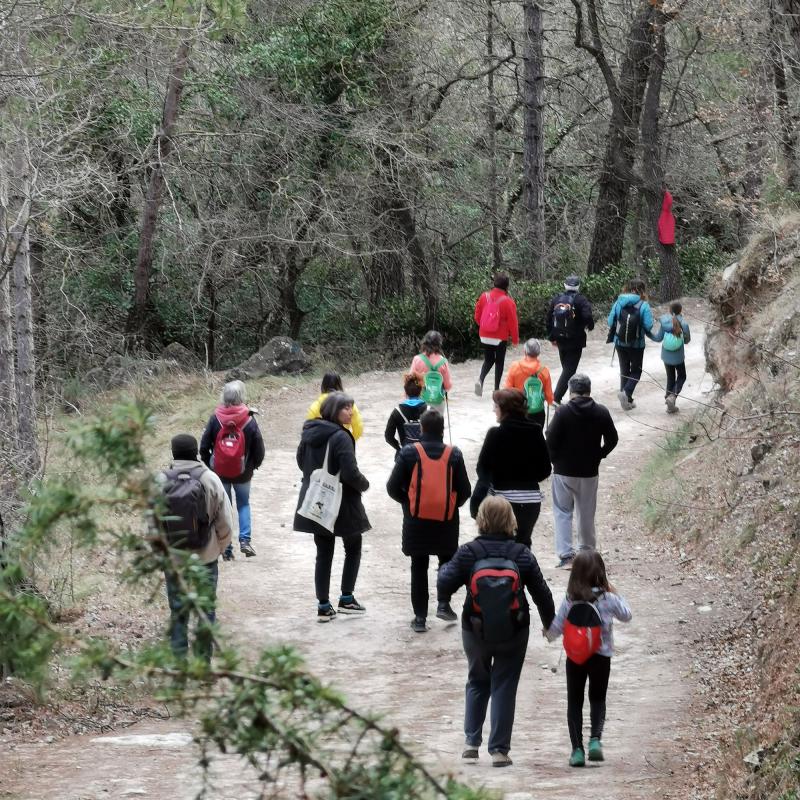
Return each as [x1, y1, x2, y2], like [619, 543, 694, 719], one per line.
[523, 369, 545, 414]
[662, 331, 684, 352]
[419, 354, 447, 405]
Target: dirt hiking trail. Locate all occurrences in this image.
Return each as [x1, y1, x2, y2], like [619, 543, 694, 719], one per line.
[1, 307, 716, 799]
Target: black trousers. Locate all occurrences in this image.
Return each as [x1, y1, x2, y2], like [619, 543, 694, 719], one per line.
[314, 532, 362, 605]
[479, 341, 508, 391]
[616, 346, 644, 399]
[509, 502, 541, 548]
[665, 362, 687, 396]
[554, 346, 583, 403]
[566, 654, 611, 749]
[410, 554, 451, 618]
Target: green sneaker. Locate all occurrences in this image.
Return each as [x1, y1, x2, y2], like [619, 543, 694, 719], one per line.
[569, 747, 585, 767]
[588, 737, 604, 761]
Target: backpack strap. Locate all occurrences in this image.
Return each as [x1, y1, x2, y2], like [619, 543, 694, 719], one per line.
[397, 406, 409, 423]
[419, 353, 434, 371]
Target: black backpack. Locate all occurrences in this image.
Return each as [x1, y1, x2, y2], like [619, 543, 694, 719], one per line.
[616, 299, 643, 345]
[159, 466, 211, 550]
[467, 541, 526, 643]
[396, 406, 422, 446]
[551, 293, 579, 340]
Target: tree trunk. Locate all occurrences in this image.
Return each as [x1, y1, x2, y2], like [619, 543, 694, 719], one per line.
[770, 2, 800, 193]
[125, 40, 190, 347]
[584, 0, 657, 274]
[640, 23, 681, 301]
[486, 2, 502, 272]
[9, 141, 39, 476]
[0, 155, 15, 450]
[522, 0, 546, 275]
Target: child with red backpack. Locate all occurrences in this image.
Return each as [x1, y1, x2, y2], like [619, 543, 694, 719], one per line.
[410, 331, 452, 411]
[545, 550, 632, 767]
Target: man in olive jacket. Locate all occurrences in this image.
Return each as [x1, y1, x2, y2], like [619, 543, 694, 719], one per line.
[387, 410, 471, 632]
[545, 373, 618, 568]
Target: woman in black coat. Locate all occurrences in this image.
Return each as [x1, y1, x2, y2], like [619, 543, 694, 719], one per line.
[437, 495, 554, 766]
[294, 392, 370, 622]
[475, 389, 551, 548]
[386, 409, 471, 632]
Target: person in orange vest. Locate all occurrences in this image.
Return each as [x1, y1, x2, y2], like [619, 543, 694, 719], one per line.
[386, 409, 471, 633]
[473, 273, 520, 395]
[504, 338, 554, 428]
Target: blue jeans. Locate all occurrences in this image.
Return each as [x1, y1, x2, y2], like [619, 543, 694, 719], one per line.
[221, 480, 251, 544]
[165, 560, 218, 662]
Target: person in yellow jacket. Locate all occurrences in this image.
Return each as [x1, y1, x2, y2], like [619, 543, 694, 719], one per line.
[504, 339, 554, 428]
[307, 373, 364, 440]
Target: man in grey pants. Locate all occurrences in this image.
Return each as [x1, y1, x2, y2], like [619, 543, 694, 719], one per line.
[545, 374, 618, 568]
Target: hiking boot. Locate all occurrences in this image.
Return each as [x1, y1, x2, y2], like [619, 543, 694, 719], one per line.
[317, 604, 336, 623]
[222, 547, 234, 562]
[411, 616, 427, 633]
[556, 554, 575, 569]
[240, 542, 256, 557]
[474, 381, 483, 397]
[462, 746, 479, 760]
[435, 602, 458, 622]
[588, 737, 604, 761]
[490, 751, 513, 768]
[569, 747, 586, 767]
[338, 596, 366, 614]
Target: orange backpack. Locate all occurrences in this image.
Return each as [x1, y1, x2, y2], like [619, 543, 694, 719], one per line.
[408, 443, 457, 521]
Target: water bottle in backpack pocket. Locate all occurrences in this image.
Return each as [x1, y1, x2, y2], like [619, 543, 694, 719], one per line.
[467, 541, 526, 644]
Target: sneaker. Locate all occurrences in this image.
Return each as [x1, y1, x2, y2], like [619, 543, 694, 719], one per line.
[569, 747, 585, 767]
[666, 393, 677, 414]
[411, 616, 427, 633]
[617, 390, 633, 411]
[240, 542, 256, 557]
[222, 548, 234, 562]
[628, 399, 636, 409]
[337, 596, 366, 614]
[317, 604, 336, 623]
[435, 602, 458, 622]
[490, 751, 513, 768]
[556, 554, 575, 569]
[462, 746, 479, 760]
[588, 737, 604, 761]
[474, 381, 483, 397]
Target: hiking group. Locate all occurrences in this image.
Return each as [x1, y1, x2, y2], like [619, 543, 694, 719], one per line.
[151, 272, 689, 771]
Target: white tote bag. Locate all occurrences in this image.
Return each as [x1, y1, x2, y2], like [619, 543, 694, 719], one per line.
[297, 442, 342, 533]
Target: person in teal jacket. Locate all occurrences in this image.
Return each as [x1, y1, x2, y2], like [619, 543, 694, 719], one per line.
[651, 301, 691, 413]
[606, 278, 656, 410]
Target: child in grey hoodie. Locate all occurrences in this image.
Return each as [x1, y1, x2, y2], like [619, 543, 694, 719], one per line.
[546, 550, 632, 767]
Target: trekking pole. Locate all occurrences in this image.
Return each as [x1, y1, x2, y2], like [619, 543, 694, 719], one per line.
[610, 346, 616, 367]
[445, 393, 452, 444]
[546, 403, 550, 430]
[551, 649, 563, 674]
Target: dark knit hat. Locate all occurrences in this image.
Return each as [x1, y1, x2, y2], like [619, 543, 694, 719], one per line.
[171, 433, 198, 460]
[564, 274, 580, 290]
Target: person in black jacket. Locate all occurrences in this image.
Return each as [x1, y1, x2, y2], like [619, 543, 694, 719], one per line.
[545, 373, 618, 569]
[437, 496, 555, 767]
[476, 389, 551, 548]
[199, 380, 265, 560]
[386, 410, 471, 633]
[294, 392, 371, 622]
[546, 275, 594, 404]
[384, 372, 428, 453]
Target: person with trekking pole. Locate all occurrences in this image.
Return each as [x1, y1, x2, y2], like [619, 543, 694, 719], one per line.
[410, 330, 453, 414]
[386, 409, 471, 633]
[546, 275, 594, 405]
[475, 389, 551, 549]
[473, 273, 520, 396]
[607, 278, 656, 411]
[437, 496, 554, 767]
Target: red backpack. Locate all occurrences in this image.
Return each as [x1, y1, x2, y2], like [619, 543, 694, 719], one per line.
[212, 417, 247, 479]
[562, 601, 603, 664]
[408, 443, 456, 521]
[479, 292, 505, 336]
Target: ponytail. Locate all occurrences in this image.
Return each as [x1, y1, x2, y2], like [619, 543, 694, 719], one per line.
[671, 315, 682, 336]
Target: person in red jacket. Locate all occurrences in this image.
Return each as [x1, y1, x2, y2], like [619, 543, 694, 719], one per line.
[473, 273, 520, 396]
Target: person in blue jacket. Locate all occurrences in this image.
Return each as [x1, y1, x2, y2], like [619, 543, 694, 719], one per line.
[652, 301, 691, 414]
[606, 278, 656, 410]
